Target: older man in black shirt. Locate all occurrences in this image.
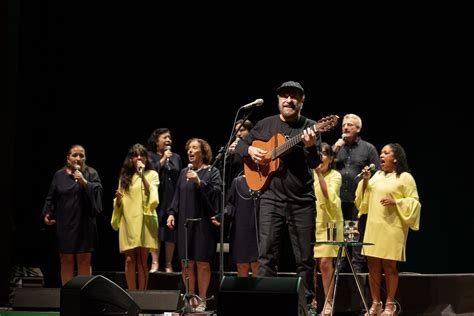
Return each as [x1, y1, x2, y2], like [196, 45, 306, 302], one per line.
[235, 81, 322, 305]
[333, 113, 380, 272]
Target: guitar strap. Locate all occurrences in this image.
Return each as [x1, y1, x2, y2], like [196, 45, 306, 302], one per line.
[285, 116, 307, 139]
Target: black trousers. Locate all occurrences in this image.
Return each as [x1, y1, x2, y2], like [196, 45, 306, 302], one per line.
[257, 198, 315, 298]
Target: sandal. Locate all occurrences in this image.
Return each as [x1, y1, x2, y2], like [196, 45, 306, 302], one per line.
[308, 298, 317, 315]
[322, 299, 333, 316]
[194, 301, 207, 312]
[381, 301, 397, 316]
[149, 261, 158, 273]
[364, 301, 383, 316]
[188, 296, 199, 310]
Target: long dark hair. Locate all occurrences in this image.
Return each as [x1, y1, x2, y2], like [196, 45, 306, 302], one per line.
[119, 143, 154, 192]
[321, 142, 336, 170]
[389, 143, 411, 176]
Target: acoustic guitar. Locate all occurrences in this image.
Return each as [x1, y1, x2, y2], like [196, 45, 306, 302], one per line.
[244, 115, 339, 191]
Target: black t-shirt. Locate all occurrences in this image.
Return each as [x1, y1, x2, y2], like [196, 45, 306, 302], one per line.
[235, 114, 322, 203]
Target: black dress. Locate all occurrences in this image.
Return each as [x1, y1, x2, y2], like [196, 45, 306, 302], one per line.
[148, 151, 182, 242]
[42, 167, 103, 253]
[168, 166, 221, 262]
[226, 176, 258, 264]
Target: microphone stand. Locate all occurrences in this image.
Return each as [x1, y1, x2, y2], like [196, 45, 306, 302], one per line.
[210, 116, 249, 171]
[216, 108, 254, 282]
[210, 146, 225, 171]
[180, 218, 202, 313]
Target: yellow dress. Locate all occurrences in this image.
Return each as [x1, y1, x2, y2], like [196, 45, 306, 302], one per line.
[313, 169, 344, 258]
[355, 171, 421, 261]
[111, 170, 159, 253]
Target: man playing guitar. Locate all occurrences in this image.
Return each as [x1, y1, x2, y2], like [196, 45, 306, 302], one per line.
[234, 81, 325, 311]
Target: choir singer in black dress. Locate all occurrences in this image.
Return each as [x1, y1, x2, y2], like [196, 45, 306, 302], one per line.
[166, 138, 222, 312]
[42, 144, 103, 286]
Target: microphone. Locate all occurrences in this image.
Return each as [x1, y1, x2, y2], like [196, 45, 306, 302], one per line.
[341, 133, 347, 141]
[186, 163, 193, 181]
[137, 161, 144, 174]
[165, 145, 171, 170]
[240, 98, 264, 109]
[228, 137, 239, 154]
[73, 165, 81, 182]
[355, 163, 377, 178]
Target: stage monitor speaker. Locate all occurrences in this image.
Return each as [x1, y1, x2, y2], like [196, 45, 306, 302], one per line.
[60, 275, 140, 316]
[218, 276, 307, 316]
[13, 287, 60, 310]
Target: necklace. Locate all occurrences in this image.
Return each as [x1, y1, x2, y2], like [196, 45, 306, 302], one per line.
[191, 165, 208, 173]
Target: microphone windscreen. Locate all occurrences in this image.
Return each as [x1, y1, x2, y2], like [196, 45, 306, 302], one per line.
[355, 163, 377, 179]
[73, 164, 81, 182]
[341, 133, 347, 140]
[188, 163, 193, 170]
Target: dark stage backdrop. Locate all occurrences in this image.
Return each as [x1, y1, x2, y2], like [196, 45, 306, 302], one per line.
[7, 1, 471, 288]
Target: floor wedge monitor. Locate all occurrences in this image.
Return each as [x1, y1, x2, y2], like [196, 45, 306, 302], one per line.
[218, 276, 307, 316]
[60, 275, 140, 316]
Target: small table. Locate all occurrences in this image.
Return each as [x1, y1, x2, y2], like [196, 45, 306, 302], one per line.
[315, 241, 374, 316]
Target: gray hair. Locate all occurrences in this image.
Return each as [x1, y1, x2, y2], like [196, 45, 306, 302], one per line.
[343, 113, 362, 129]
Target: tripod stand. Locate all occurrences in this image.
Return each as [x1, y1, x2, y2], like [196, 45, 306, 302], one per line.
[249, 188, 261, 263]
[180, 218, 202, 314]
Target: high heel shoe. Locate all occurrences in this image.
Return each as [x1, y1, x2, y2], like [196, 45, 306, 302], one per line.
[149, 261, 158, 273]
[195, 301, 207, 312]
[189, 296, 198, 307]
[381, 301, 397, 316]
[364, 301, 383, 316]
[322, 299, 333, 316]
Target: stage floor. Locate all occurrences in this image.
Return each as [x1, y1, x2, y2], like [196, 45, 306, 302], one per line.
[6, 271, 474, 315]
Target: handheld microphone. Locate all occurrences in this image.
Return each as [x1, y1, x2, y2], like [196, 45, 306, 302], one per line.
[165, 145, 171, 170]
[355, 163, 377, 178]
[137, 161, 144, 174]
[74, 165, 81, 182]
[229, 137, 240, 154]
[341, 133, 347, 141]
[186, 163, 193, 181]
[240, 98, 264, 109]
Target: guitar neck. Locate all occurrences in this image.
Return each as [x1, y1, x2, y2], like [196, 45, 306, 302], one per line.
[273, 126, 317, 159]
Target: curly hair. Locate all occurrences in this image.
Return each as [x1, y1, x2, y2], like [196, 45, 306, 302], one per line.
[185, 138, 213, 164]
